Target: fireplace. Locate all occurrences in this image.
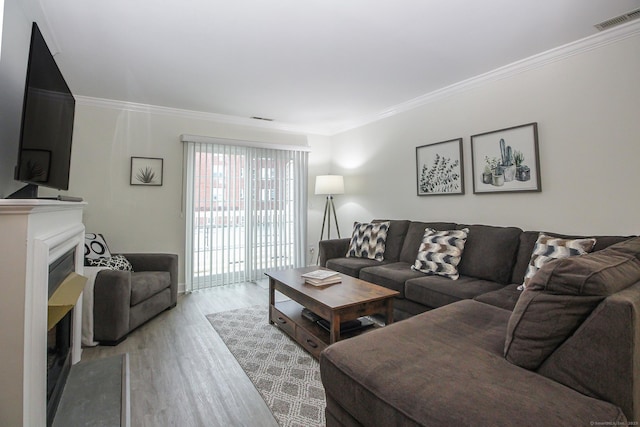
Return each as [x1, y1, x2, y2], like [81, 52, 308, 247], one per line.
[0, 200, 86, 426]
[47, 248, 76, 425]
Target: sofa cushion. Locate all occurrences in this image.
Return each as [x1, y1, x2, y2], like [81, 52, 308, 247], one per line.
[372, 219, 410, 262]
[474, 284, 521, 311]
[538, 282, 640, 421]
[405, 275, 504, 309]
[326, 257, 386, 278]
[130, 271, 171, 306]
[398, 221, 458, 263]
[359, 262, 424, 298]
[456, 224, 522, 284]
[504, 237, 640, 370]
[346, 221, 390, 261]
[520, 233, 596, 290]
[511, 232, 631, 285]
[320, 300, 626, 426]
[411, 228, 469, 280]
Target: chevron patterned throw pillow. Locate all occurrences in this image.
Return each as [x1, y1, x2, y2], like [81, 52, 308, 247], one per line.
[346, 221, 390, 261]
[411, 228, 469, 280]
[519, 233, 596, 290]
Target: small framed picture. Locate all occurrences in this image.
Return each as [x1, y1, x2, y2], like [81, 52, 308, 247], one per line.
[471, 123, 541, 194]
[416, 138, 464, 196]
[17, 149, 51, 182]
[130, 157, 163, 186]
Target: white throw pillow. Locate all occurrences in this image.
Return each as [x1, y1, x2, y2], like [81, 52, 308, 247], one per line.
[519, 233, 596, 290]
[84, 233, 112, 260]
[411, 228, 469, 280]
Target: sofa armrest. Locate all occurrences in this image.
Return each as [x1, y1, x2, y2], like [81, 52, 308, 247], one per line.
[121, 253, 179, 305]
[93, 269, 132, 342]
[318, 238, 350, 267]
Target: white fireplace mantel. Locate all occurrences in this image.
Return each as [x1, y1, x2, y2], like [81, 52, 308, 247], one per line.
[0, 200, 86, 427]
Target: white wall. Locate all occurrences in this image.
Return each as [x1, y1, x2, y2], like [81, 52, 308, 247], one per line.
[40, 103, 318, 284]
[20, 21, 640, 288]
[307, 134, 333, 262]
[326, 33, 640, 237]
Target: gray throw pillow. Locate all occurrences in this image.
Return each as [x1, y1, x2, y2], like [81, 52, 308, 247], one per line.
[504, 237, 640, 370]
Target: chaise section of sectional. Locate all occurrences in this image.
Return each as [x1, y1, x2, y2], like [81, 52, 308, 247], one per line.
[320, 299, 629, 426]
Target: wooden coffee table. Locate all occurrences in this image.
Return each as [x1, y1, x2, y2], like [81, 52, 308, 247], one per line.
[266, 267, 399, 358]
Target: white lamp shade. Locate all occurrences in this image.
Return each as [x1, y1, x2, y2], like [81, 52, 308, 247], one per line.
[315, 175, 344, 195]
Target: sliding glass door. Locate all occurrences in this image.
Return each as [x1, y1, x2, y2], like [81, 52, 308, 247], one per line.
[184, 138, 308, 291]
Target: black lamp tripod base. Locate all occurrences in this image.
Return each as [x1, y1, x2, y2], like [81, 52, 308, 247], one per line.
[320, 195, 340, 240]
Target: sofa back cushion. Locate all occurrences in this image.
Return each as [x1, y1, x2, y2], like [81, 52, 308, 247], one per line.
[537, 282, 640, 422]
[399, 221, 457, 263]
[504, 237, 640, 370]
[511, 231, 632, 285]
[372, 219, 410, 262]
[455, 224, 522, 284]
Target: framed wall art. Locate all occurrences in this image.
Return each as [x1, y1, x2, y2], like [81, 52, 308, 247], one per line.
[130, 157, 163, 186]
[17, 149, 51, 182]
[416, 138, 464, 196]
[470, 122, 540, 194]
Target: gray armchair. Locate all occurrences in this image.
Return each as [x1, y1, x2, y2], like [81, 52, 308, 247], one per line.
[93, 253, 178, 345]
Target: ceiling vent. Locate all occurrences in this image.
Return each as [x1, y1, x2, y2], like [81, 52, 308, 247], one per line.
[250, 116, 274, 122]
[595, 8, 640, 31]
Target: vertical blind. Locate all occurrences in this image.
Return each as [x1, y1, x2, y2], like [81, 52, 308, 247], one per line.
[183, 136, 308, 291]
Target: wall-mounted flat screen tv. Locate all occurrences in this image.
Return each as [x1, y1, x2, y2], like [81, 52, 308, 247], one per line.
[12, 22, 75, 197]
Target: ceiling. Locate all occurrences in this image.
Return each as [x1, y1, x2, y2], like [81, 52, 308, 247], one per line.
[35, 0, 640, 135]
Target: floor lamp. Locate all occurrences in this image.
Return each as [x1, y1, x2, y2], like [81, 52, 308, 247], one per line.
[315, 175, 344, 241]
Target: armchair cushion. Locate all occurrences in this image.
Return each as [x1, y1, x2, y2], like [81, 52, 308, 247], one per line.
[130, 271, 171, 306]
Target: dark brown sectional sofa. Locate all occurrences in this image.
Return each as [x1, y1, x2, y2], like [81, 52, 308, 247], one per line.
[318, 220, 640, 426]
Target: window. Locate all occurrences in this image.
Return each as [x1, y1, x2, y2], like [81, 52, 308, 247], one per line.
[183, 138, 308, 290]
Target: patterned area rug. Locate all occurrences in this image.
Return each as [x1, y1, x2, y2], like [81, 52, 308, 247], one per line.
[206, 305, 325, 427]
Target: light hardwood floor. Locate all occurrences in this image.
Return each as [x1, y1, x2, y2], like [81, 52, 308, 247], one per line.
[81, 282, 281, 427]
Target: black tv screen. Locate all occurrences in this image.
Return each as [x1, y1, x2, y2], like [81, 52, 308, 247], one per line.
[15, 22, 75, 193]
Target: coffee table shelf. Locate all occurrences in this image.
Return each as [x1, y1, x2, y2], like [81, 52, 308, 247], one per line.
[272, 300, 330, 358]
[266, 267, 399, 359]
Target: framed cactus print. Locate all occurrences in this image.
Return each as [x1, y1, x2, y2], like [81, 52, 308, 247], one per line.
[130, 157, 163, 186]
[416, 138, 464, 196]
[470, 122, 541, 194]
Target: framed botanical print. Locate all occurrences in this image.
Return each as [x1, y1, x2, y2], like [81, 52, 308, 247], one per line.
[130, 157, 163, 186]
[471, 123, 541, 194]
[416, 138, 464, 196]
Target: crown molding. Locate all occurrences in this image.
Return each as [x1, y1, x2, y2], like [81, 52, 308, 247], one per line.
[76, 20, 640, 138]
[328, 19, 640, 135]
[74, 96, 332, 136]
